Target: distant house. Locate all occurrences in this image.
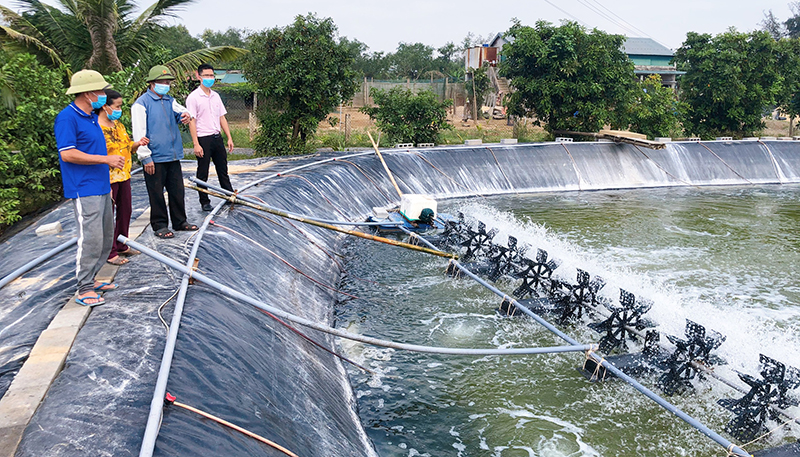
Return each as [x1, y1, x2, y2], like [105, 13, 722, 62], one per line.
[622, 37, 684, 89]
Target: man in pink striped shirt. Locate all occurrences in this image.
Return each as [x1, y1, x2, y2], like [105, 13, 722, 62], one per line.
[187, 63, 234, 211]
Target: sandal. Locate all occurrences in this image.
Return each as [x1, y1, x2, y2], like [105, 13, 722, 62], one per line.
[118, 247, 141, 256]
[107, 256, 129, 266]
[75, 293, 105, 307]
[175, 223, 199, 231]
[94, 282, 119, 292]
[154, 228, 174, 239]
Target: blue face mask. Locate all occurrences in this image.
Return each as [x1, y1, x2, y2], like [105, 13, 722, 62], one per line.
[89, 93, 107, 109]
[153, 83, 170, 95]
[201, 78, 215, 88]
[108, 109, 122, 121]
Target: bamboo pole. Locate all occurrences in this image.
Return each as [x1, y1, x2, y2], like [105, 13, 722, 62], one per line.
[367, 131, 403, 198]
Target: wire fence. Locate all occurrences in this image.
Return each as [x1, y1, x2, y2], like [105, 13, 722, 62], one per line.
[218, 78, 470, 125]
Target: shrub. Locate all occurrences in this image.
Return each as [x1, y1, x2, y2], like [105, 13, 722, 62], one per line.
[0, 52, 69, 226]
[361, 87, 452, 145]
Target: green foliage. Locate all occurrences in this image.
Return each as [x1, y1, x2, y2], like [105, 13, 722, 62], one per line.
[392, 42, 435, 79]
[0, 0, 246, 78]
[775, 37, 800, 120]
[617, 75, 682, 139]
[674, 29, 779, 138]
[151, 25, 205, 60]
[350, 40, 462, 81]
[242, 13, 359, 155]
[500, 20, 635, 135]
[786, 2, 800, 39]
[0, 52, 68, 225]
[465, 64, 491, 117]
[361, 87, 453, 145]
[201, 27, 247, 48]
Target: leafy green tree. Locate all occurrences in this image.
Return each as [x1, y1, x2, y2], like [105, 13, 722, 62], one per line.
[242, 13, 359, 154]
[673, 29, 779, 138]
[201, 27, 247, 48]
[434, 42, 461, 78]
[465, 64, 491, 119]
[0, 51, 69, 226]
[762, 9, 787, 40]
[391, 42, 435, 79]
[355, 50, 391, 79]
[152, 25, 205, 60]
[0, 0, 245, 76]
[775, 37, 800, 132]
[500, 20, 634, 135]
[785, 2, 800, 39]
[618, 75, 682, 139]
[361, 87, 452, 144]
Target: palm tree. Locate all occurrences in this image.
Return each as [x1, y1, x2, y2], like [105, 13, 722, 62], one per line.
[0, 0, 246, 76]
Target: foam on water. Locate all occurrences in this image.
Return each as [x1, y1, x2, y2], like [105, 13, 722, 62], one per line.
[453, 200, 800, 377]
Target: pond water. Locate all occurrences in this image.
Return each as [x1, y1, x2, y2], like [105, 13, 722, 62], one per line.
[335, 185, 800, 457]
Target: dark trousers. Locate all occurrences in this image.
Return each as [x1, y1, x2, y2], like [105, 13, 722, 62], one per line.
[109, 179, 132, 259]
[144, 160, 187, 232]
[196, 133, 232, 205]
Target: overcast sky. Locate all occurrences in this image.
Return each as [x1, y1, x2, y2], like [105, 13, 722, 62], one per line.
[174, 0, 794, 52]
[2, 0, 796, 53]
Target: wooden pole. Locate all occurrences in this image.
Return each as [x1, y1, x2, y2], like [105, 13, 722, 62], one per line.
[367, 131, 403, 198]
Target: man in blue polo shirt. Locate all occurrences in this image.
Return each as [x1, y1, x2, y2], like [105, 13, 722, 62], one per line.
[55, 70, 126, 307]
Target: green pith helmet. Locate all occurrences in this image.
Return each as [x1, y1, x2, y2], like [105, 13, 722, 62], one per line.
[65, 70, 110, 95]
[146, 65, 176, 82]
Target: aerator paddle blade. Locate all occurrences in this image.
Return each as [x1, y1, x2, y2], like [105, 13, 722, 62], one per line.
[552, 268, 606, 325]
[486, 235, 527, 281]
[657, 319, 726, 396]
[588, 289, 654, 354]
[718, 354, 800, 442]
[460, 221, 497, 261]
[511, 248, 560, 299]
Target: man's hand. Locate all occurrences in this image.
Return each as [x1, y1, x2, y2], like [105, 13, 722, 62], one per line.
[194, 144, 204, 158]
[144, 162, 155, 175]
[180, 112, 191, 125]
[227, 137, 234, 153]
[107, 155, 125, 170]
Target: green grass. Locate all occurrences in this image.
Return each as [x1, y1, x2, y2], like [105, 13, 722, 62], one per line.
[186, 124, 551, 155]
[183, 125, 254, 150]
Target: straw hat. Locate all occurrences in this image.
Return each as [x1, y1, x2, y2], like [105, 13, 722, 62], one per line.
[65, 70, 110, 95]
[146, 65, 176, 82]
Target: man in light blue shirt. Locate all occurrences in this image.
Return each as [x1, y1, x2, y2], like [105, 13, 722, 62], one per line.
[132, 65, 197, 239]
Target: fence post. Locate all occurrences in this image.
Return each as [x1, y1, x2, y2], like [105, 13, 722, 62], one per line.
[249, 92, 258, 142]
[345, 113, 351, 144]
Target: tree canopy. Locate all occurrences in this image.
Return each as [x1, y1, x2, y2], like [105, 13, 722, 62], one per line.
[0, 0, 245, 76]
[242, 13, 359, 154]
[500, 20, 635, 135]
[0, 51, 68, 225]
[673, 29, 779, 138]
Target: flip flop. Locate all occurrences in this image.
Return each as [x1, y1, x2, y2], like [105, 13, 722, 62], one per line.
[94, 282, 118, 292]
[107, 256, 129, 266]
[75, 293, 105, 307]
[175, 223, 199, 231]
[118, 247, 141, 256]
[154, 228, 174, 239]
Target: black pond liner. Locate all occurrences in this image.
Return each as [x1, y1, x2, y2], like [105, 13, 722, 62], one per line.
[4, 142, 800, 456]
